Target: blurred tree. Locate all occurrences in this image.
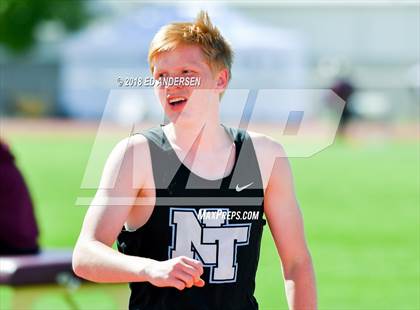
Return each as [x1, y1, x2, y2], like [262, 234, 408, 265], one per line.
[0, 0, 89, 53]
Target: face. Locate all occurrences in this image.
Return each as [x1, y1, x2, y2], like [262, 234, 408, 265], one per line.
[151, 44, 228, 125]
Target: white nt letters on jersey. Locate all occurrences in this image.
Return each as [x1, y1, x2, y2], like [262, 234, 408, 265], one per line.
[168, 208, 251, 283]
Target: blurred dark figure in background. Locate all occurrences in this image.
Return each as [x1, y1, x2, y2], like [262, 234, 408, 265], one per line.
[0, 140, 39, 255]
[330, 78, 356, 136]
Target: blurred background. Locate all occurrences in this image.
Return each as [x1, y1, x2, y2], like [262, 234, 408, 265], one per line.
[0, 1, 418, 309]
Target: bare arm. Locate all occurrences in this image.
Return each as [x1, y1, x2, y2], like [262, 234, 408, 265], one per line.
[264, 140, 317, 309]
[72, 135, 151, 282]
[72, 135, 204, 289]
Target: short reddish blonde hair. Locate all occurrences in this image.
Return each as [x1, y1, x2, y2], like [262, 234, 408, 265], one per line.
[148, 10, 234, 80]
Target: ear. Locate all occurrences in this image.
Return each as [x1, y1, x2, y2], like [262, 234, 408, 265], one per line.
[215, 68, 229, 92]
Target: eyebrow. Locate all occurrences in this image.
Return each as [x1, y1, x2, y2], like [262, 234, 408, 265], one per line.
[155, 59, 203, 70]
[153, 65, 200, 75]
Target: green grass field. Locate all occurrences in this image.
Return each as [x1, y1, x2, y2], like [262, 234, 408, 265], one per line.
[1, 130, 419, 309]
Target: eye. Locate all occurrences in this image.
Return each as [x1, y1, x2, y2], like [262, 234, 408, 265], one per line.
[155, 72, 166, 78]
[182, 69, 192, 74]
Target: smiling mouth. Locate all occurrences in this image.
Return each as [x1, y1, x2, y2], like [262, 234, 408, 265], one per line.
[168, 96, 188, 106]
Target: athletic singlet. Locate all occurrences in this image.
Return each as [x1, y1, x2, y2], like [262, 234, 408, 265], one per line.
[117, 124, 266, 310]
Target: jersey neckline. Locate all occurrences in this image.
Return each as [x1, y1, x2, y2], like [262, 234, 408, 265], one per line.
[159, 123, 240, 183]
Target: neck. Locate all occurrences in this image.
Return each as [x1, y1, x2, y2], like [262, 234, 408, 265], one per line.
[164, 118, 231, 153]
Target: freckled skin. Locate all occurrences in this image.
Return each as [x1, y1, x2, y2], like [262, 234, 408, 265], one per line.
[152, 44, 225, 126]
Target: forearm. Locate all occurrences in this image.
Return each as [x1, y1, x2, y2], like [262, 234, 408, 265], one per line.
[284, 259, 317, 310]
[72, 239, 154, 283]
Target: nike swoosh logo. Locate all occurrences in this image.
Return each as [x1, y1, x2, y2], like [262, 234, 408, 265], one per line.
[236, 182, 254, 192]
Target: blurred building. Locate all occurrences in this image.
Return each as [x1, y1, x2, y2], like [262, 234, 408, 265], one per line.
[0, 48, 60, 117]
[239, 3, 420, 121]
[59, 4, 306, 122]
[0, 2, 418, 122]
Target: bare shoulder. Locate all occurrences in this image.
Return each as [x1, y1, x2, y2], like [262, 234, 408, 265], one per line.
[247, 130, 287, 191]
[247, 130, 286, 158]
[99, 133, 152, 189]
[117, 133, 153, 172]
[109, 133, 150, 163]
[115, 133, 149, 152]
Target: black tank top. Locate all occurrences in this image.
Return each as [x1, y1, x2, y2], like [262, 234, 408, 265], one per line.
[117, 124, 266, 310]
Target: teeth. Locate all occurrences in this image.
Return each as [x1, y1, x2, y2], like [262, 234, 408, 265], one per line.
[168, 97, 186, 104]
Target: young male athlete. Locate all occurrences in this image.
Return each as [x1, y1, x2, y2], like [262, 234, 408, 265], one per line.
[73, 11, 317, 309]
